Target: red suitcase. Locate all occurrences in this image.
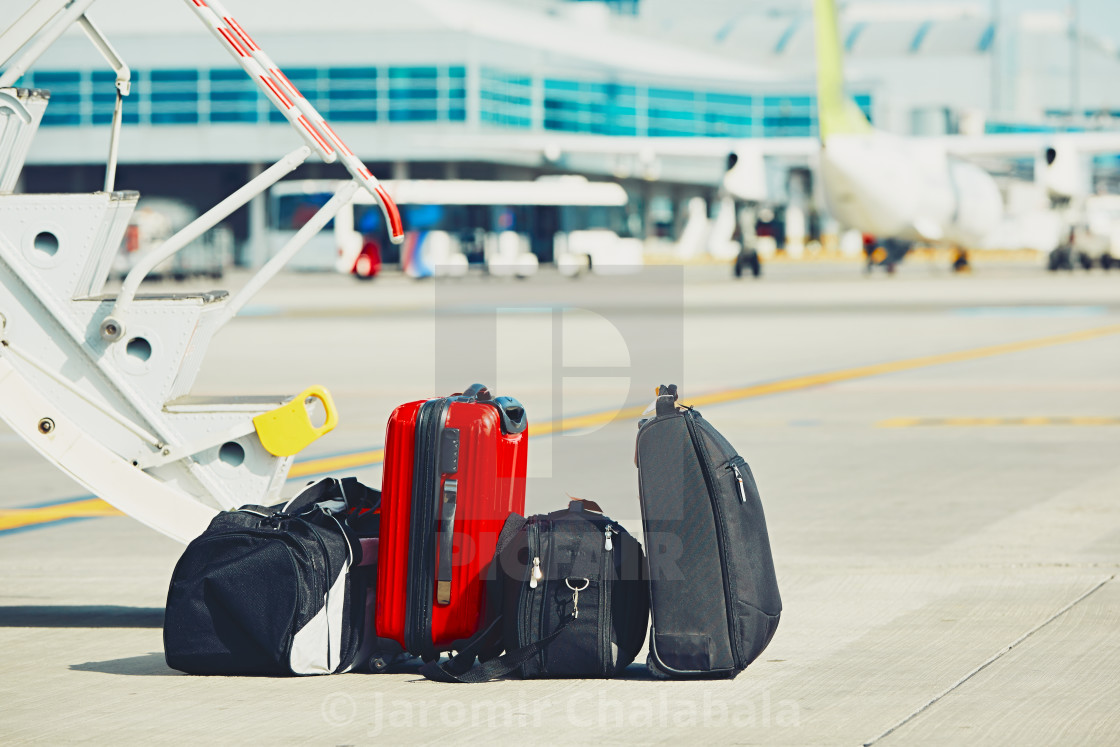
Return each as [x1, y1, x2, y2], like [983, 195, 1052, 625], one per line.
[376, 384, 527, 659]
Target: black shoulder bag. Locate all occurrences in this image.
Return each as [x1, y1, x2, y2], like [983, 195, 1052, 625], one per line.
[421, 499, 648, 682]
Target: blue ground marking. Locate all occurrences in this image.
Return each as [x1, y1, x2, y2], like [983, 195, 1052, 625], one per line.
[952, 306, 1108, 318]
[13, 494, 96, 510]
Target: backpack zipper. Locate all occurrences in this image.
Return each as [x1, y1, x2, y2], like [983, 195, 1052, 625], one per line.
[682, 410, 743, 667]
[519, 519, 545, 673]
[600, 524, 614, 675]
[730, 462, 748, 503]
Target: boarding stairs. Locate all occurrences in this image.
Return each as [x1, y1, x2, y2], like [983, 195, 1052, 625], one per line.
[0, 0, 403, 542]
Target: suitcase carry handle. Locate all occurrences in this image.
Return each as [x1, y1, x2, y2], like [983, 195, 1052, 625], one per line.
[460, 383, 492, 401]
[453, 384, 528, 435]
[492, 396, 527, 435]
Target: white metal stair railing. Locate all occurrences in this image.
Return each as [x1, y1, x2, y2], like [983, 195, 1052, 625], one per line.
[0, 0, 405, 543]
[1, 0, 130, 192]
[0, 88, 48, 194]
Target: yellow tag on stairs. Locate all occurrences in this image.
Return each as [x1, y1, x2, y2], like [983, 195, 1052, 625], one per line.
[253, 386, 339, 457]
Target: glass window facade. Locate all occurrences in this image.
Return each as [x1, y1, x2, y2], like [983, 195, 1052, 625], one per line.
[480, 68, 533, 129]
[20, 64, 871, 138]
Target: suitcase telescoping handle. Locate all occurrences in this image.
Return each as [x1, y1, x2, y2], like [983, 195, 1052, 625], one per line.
[436, 479, 457, 605]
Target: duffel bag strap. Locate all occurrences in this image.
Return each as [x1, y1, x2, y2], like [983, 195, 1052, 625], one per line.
[420, 614, 574, 684]
[283, 476, 381, 515]
[338, 476, 381, 512]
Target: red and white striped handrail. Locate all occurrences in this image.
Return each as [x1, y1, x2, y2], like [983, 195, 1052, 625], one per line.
[181, 0, 403, 244]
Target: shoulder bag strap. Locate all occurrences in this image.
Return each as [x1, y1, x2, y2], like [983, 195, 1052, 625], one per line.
[419, 614, 574, 684]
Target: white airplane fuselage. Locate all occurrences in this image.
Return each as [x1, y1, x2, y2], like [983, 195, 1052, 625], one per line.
[818, 131, 1004, 248]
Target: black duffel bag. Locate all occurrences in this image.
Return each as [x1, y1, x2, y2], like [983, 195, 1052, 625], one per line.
[421, 499, 648, 682]
[164, 476, 401, 676]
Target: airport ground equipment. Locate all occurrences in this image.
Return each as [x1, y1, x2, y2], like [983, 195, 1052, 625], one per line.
[0, 0, 403, 543]
[270, 176, 632, 278]
[376, 384, 528, 662]
[636, 385, 781, 679]
[420, 500, 649, 683]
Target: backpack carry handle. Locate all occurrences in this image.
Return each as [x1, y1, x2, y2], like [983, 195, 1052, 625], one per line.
[655, 384, 679, 417]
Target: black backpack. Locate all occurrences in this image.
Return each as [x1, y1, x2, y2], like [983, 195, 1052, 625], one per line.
[420, 499, 648, 682]
[164, 477, 402, 675]
[636, 385, 781, 678]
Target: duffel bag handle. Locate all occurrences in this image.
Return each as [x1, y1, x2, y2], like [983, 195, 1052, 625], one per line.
[568, 498, 604, 514]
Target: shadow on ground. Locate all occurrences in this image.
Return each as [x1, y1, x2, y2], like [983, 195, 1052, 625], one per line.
[70, 652, 180, 677]
[0, 605, 163, 628]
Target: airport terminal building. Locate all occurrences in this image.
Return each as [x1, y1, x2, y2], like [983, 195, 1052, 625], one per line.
[10, 0, 1120, 262]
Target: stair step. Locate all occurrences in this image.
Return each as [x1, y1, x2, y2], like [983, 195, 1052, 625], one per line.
[84, 290, 229, 305]
[164, 394, 292, 414]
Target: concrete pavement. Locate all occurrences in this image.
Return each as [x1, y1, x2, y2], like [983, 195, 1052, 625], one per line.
[1, 262, 1118, 744]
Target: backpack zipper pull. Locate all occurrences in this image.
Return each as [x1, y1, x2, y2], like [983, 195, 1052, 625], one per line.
[529, 557, 542, 589]
[604, 525, 615, 552]
[732, 464, 747, 503]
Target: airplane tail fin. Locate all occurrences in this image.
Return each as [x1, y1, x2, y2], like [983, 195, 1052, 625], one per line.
[813, 0, 872, 142]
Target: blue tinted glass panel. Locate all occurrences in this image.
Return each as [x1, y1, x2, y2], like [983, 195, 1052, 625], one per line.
[649, 87, 694, 102]
[152, 111, 199, 124]
[480, 68, 533, 129]
[211, 110, 258, 123]
[544, 79, 580, 93]
[330, 109, 376, 122]
[31, 70, 83, 126]
[150, 70, 197, 83]
[33, 71, 81, 84]
[390, 109, 438, 122]
[329, 67, 376, 80]
[209, 69, 244, 82]
[389, 67, 437, 79]
[705, 91, 751, 106]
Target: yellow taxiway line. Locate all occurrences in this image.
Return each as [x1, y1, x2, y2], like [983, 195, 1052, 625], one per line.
[880, 416, 1120, 428]
[0, 498, 123, 533]
[4, 322, 1120, 535]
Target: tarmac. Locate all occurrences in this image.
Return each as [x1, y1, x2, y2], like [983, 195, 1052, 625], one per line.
[1, 258, 1119, 744]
